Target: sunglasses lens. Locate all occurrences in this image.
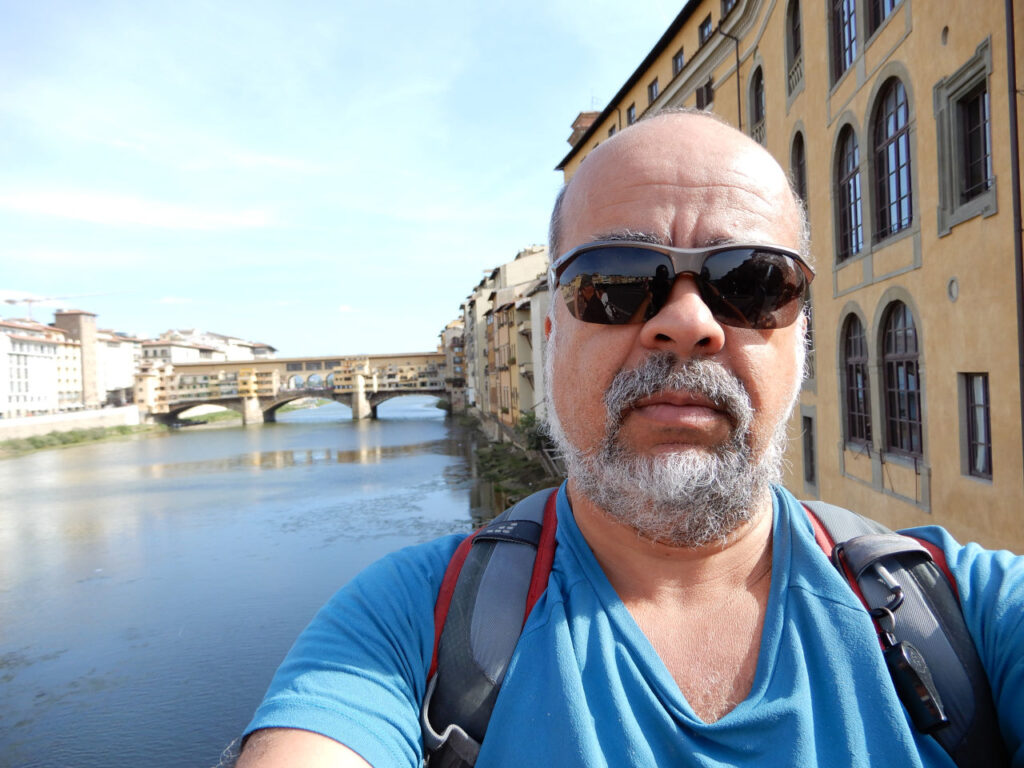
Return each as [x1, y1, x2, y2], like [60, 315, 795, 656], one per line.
[701, 248, 808, 329]
[558, 246, 669, 325]
[557, 244, 809, 328]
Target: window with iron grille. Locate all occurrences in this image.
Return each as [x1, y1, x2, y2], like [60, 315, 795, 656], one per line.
[673, 47, 685, 76]
[868, 0, 901, 36]
[791, 132, 807, 204]
[959, 83, 993, 202]
[882, 302, 922, 457]
[843, 315, 871, 444]
[835, 127, 864, 262]
[699, 15, 713, 46]
[873, 78, 913, 241]
[964, 372, 992, 478]
[831, 0, 857, 83]
[648, 78, 659, 105]
[626, 103, 636, 125]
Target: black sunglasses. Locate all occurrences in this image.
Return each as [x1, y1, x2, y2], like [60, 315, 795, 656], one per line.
[548, 240, 815, 330]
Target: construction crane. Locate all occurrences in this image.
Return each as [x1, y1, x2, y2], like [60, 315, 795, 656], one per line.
[2, 293, 111, 321]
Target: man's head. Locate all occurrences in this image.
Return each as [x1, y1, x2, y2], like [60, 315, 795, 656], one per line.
[543, 110, 810, 548]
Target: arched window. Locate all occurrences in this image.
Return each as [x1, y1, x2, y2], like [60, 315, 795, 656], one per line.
[791, 131, 807, 204]
[835, 126, 863, 262]
[843, 315, 871, 444]
[882, 301, 922, 456]
[874, 78, 913, 241]
[787, 0, 803, 94]
[831, 0, 857, 83]
[751, 67, 766, 145]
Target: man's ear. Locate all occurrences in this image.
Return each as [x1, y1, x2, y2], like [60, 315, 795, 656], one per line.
[544, 316, 552, 339]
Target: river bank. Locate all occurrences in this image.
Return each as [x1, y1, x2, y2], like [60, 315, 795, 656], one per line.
[459, 409, 564, 507]
[0, 423, 166, 459]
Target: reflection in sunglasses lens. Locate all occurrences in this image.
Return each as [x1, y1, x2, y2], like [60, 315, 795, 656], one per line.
[560, 245, 806, 329]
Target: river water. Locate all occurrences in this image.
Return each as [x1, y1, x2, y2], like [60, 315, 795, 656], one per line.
[0, 397, 496, 768]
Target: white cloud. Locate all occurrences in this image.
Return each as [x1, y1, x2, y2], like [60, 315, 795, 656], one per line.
[0, 190, 276, 230]
[337, 305, 358, 313]
[159, 296, 193, 305]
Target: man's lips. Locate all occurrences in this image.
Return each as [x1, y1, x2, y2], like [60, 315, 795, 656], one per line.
[626, 392, 732, 429]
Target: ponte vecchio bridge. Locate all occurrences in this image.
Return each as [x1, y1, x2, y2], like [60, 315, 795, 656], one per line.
[135, 352, 447, 424]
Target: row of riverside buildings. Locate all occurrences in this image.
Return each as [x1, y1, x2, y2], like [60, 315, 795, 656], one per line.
[440, 0, 1024, 552]
[0, 310, 276, 419]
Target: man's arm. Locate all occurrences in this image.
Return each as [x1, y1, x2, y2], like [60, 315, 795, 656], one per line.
[236, 728, 372, 768]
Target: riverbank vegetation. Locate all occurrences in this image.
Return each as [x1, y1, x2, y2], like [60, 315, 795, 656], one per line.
[475, 441, 555, 500]
[0, 424, 166, 459]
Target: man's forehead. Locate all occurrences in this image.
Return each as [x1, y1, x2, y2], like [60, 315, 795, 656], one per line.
[561, 120, 797, 249]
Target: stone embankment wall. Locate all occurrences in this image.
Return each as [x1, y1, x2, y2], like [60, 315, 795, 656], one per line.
[0, 406, 141, 440]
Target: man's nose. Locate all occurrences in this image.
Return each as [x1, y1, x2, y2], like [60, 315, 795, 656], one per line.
[636, 275, 726, 355]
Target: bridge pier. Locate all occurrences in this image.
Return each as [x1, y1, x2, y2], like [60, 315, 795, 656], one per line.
[351, 376, 373, 420]
[241, 397, 264, 425]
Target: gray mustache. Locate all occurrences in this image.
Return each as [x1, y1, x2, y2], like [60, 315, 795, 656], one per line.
[602, 353, 753, 433]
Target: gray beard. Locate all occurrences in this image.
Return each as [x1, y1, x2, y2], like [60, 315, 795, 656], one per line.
[544, 350, 790, 548]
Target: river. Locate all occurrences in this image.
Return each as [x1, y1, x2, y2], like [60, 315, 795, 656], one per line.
[0, 397, 497, 768]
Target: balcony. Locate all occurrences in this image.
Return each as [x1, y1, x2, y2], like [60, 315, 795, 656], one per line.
[519, 361, 534, 384]
[751, 119, 766, 146]
[787, 55, 803, 96]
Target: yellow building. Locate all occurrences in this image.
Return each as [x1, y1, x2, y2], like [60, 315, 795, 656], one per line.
[557, 0, 1024, 551]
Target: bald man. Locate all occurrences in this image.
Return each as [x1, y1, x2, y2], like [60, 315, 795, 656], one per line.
[236, 112, 1024, 767]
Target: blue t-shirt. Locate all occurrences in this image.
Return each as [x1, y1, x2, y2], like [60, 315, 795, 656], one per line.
[245, 485, 1024, 766]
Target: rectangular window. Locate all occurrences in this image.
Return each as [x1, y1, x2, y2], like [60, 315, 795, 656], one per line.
[695, 78, 714, 109]
[959, 84, 993, 202]
[699, 15, 713, 45]
[648, 78, 659, 105]
[286, 362, 303, 371]
[672, 47, 685, 76]
[934, 39, 996, 235]
[868, 0, 901, 35]
[626, 103, 637, 125]
[608, 125, 616, 137]
[802, 416, 816, 484]
[722, 0, 737, 16]
[963, 373, 992, 478]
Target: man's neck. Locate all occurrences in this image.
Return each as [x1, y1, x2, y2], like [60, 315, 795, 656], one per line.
[567, 479, 776, 601]
[568, 480, 777, 721]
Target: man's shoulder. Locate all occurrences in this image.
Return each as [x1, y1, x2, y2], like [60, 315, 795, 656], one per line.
[349, 533, 467, 592]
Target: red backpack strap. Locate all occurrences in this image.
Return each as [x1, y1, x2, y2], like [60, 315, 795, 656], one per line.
[422, 488, 560, 766]
[524, 490, 559, 620]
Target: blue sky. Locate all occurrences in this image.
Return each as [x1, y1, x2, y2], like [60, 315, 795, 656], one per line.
[1, 0, 684, 356]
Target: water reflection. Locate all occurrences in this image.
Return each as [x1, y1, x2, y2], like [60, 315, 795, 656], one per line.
[142, 439, 455, 478]
[0, 396, 504, 768]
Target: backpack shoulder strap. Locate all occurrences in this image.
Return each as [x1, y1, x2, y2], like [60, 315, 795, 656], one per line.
[803, 501, 1008, 768]
[421, 487, 559, 768]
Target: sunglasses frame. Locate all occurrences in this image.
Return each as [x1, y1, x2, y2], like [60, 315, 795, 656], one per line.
[548, 239, 815, 328]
